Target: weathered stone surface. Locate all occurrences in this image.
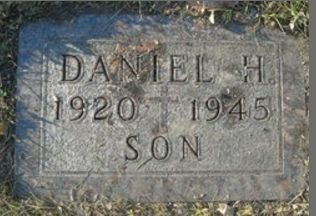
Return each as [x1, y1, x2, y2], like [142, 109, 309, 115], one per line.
[16, 15, 306, 202]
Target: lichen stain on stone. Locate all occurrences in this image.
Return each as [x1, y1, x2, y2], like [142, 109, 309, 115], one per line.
[223, 64, 240, 75]
[110, 174, 119, 183]
[70, 186, 99, 202]
[111, 40, 161, 83]
[135, 40, 160, 53]
[113, 39, 160, 55]
[291, 156, 300, 168]
[279, 180, 290, 193]
[220, 86, 245, 104]
[123, 81, 145, 102]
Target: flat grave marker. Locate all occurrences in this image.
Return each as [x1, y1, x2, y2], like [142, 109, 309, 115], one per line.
[16, 15, 306, 201]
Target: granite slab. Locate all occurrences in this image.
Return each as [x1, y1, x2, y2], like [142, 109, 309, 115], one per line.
[15, 15, 306, 202]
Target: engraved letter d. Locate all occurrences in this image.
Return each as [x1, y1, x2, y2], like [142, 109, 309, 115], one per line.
[62, 55, 82, 82]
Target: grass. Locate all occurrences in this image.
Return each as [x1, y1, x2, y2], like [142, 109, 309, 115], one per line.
[0, 1, 309, 215]
[259, 1, 309, 37]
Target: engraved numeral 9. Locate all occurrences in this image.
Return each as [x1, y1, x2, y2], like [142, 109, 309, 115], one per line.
[206, 97, 222, 121]
[192, 97, 222, 122]
[70, 96, 86, 121]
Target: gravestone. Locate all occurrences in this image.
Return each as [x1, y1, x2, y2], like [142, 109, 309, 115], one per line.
[16, 15, 306, 202]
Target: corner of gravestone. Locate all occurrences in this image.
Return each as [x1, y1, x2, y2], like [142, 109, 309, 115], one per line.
[15, 15, 306, 202]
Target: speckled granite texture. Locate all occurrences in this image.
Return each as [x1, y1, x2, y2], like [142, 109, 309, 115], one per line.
[15, 15, 306, 201]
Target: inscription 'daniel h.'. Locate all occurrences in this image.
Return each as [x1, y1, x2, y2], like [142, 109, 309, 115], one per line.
[16, 16, 305, 201]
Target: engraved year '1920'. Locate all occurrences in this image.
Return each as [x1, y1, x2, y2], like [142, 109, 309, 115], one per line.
[54, 96, 271, 122]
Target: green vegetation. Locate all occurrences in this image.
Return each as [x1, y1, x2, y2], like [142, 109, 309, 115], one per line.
[0, 1, 309, 215]
[259, 1, 309, 37]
